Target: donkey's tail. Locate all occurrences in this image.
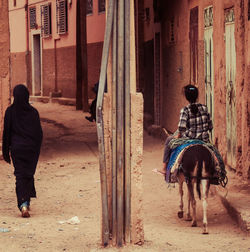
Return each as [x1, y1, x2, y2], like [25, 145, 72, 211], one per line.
[196, 178, 201, 199]
[196, 160, 203, 199]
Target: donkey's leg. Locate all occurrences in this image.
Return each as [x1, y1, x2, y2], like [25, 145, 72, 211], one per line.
[187, 180, 197, 227]
[201, 179, 209, 234]
[186, 185, 192, 221]
[178, 174, 184, 218]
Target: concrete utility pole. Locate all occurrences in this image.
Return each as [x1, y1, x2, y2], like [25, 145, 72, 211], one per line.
[76, 0, 89, 111]
[0, 0, 11, 134]
[97, 0, 144, 247]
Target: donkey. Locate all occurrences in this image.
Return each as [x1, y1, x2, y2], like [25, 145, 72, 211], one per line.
[175, 145, 216, 234]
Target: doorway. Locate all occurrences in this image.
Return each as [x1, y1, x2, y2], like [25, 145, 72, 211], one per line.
[154, 31, 161, 125]
[32, 33, 42, 96]
[225, 7, 236, 169]
[204, 6, 214, 141]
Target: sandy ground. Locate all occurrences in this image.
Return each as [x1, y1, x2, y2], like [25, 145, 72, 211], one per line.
[0, 102, 249, 252]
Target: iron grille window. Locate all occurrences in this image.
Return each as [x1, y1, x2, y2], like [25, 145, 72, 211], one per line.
[98, 0, 105, 13]
[41, 4, 52, 38]
[56, 0, 68, 34]
[87, 0, 93, 15]
[29, 7, 37, 29]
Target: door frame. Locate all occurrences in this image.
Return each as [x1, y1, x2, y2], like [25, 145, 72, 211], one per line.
[204, 6, 214, 142]
[31, 29, 43, 96]
[153, 23, 161, 126]
[225, 7, 237, 169]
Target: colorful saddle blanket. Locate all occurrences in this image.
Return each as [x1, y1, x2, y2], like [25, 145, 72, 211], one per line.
[165, 139, 227, 187]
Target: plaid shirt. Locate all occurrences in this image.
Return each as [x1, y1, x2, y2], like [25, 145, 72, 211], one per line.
[178, 103, 213, 142]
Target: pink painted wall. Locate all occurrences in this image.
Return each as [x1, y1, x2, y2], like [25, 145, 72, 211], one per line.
[8, 0, 106, 96]
[36, 0, 76, 49]
[8, 1, 26, 52]
[86, 0, 106, 44]
[8, 0, 105, 51]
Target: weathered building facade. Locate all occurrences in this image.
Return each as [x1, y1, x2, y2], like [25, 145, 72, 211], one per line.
[136, 0, 249, 178]
[0, 0, 11, 134]
[6, 0, 250, 178]
[8, 0, 105, 100]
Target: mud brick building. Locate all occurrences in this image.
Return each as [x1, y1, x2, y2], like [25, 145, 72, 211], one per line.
[0, 0, 11, 135]
[4, 0, 250, 179]
[135, 0, 249, 178]
[8, 0, 105, 100]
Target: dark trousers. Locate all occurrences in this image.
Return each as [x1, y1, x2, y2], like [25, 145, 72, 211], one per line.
[163, 135, 174, 163]
[89, 98, 97, 121]
[15, 175, 36, 209]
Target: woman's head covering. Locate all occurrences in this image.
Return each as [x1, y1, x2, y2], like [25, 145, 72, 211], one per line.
[13, 84, 30, 108]
[10, 84, 43, 150]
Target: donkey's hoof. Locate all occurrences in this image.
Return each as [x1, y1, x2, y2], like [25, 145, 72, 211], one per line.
[191, 221, 197, 227]
[178, 211, 184, 218]
[202, 224, 208, 234]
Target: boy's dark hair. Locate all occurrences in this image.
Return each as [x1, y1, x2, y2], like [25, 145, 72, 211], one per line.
[183, 84, 199, 114]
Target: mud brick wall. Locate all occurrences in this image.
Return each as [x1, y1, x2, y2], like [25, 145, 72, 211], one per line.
[130, 92, 144, 244]
[0, 0, 11, 135]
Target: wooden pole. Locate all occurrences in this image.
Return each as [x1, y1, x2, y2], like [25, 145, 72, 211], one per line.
[96, 0, 115, 246]
[76, 0, 82, 110]
[111, 0, 117, 244]
[80, 0, 89, 112]
[124, 0, 131, 243]
[76, 0, 88, 111]
[116, 0, 125, 247]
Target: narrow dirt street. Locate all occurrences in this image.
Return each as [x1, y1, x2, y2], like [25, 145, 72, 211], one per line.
[0, 102, 249, 252]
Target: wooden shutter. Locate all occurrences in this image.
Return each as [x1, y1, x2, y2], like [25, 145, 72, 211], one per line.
[248, 0, 250, 20]
[87, 0, 93, 15]
[41, 4, 52, 38]
[29, 7, 36, 29]
[57, 0, 68, 34]
[98, 0, 105, 13]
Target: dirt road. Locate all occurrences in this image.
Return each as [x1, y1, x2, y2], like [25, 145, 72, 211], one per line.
[0, 102, 249, 252]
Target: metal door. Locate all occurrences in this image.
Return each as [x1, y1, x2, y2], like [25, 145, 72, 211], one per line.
[32, 34, 42, 96]
[204, 6, 214, 141]
[225, 8, 236, 168]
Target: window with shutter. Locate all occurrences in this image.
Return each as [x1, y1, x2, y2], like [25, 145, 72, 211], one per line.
[87, 0, 93, 15]
[248, 0, 250, 20]
[98, 0, 105, 13]
[57, 0, 68, 34]
[29, 7, 37, 29]
[41, 4, 52, 38]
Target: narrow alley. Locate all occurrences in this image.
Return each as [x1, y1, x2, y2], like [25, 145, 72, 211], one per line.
[0, 102, 249, 252]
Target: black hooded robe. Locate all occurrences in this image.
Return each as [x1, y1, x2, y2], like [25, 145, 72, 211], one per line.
[2, 84, 43, 209]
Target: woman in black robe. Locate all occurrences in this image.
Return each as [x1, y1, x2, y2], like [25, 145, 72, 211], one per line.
[2, 84, 43, 217]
